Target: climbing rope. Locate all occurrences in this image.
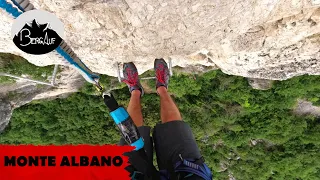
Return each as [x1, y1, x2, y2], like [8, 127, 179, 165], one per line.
[10, 0, 32, 12]
[0, 0, 102, 90]
[0, 0, 22, 17]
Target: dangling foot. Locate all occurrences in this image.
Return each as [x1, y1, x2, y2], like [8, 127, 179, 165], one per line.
[154, 58, 170, 90]
[122, 62, 144, 96]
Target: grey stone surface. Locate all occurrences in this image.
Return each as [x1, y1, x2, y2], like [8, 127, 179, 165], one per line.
[0, 0, 319, 80]
[0, 97, 12, 132]
[248, 78, 273, 90]
[0, 66, 85, 132]
[294, 99, 320, 117]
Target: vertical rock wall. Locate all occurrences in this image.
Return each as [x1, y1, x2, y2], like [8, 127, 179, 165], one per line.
[0, 0, 319, 80]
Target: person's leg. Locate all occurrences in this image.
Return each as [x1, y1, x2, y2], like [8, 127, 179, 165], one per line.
[120, 63, 154, 177]
[127, 90, 143, 127]
[157, 86, 182, 123]
[153, 59, 207, 178]
[154, 58, 182, 123]
[122, 62, 145, 126]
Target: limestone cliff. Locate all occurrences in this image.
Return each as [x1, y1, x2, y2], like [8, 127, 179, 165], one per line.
[0, 0, 319, 80]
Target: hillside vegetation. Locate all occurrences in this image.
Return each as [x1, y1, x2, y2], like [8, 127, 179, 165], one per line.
[0, 53, 54, 83]
[0, 70, 320, 180]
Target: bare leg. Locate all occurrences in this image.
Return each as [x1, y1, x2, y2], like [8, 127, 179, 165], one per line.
[127, 90, 143, 127]
[157, 86, 182, 123]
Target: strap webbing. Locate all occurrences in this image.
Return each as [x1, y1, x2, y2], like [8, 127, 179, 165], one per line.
[174, 158, 213, 180]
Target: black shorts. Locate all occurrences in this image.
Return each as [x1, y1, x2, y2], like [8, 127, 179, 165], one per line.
[119, 121, 202, 171]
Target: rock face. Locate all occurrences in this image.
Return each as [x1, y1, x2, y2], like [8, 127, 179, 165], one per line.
[0, 97, 11, 132]
[0, 67, 85, 132]
[295, 99, 320, 117]
[248, 78, 273, 90]
[0, 0, 320, 80]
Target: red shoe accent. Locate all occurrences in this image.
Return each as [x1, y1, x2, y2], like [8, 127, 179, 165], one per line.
[156, 64, 166, 84]
[122, 68, 138, 86]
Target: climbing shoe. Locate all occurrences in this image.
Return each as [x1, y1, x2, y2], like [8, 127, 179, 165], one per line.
[154, 58, 170, 89]
[122, 62, 144, 96]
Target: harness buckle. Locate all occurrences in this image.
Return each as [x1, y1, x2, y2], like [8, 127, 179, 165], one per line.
[179, 154, 183, 161]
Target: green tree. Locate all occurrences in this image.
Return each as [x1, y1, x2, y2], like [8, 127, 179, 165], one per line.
[1, 70, 320, 179]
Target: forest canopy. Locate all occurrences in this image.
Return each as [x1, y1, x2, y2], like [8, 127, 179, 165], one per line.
[0, 70, 320, 180]
[0, 53, 54, 83]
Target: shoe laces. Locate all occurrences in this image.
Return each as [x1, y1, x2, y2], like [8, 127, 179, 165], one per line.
[122, 68, 138, 86]
[156, 64, 166, 84]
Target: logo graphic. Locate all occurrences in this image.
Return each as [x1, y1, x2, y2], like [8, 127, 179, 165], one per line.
[11, 10, 64, 55]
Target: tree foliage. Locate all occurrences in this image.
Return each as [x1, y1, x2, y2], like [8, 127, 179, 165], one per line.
[0, 53, 54, 82]
[1, 70, 320, 179]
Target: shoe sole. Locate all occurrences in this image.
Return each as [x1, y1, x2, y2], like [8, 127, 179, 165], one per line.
[154, 58, 167, 69]
[154, 58, 169, 89]
[123, 62, 137, 71]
